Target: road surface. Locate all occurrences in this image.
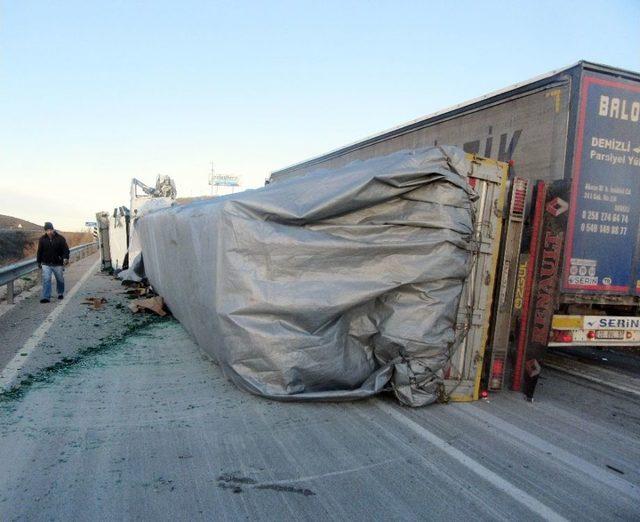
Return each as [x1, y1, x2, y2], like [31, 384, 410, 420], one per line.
[1, 260, 639, 521]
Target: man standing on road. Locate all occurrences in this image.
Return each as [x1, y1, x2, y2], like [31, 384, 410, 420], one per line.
[36, 222, 70, 303]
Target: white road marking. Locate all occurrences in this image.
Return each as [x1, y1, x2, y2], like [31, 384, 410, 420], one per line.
[461, 403, 639, 499]
[0, 259, 100, 390]
[376, 401, 568, 522]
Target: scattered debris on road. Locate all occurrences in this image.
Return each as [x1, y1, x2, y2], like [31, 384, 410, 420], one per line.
[82, 297, 107, 310]
[128, 296, 166, 316]
[123, 284, 153, 299]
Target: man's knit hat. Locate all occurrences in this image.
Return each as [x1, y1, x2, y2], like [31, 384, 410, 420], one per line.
[44, 222, 54, 230]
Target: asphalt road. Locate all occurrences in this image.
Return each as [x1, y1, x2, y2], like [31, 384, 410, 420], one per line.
[1, 264, 639, 521]
[0, 253, 154, 390]
[550, 345, 640, 378]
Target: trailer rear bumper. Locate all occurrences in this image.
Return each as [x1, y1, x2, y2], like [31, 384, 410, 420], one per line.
[549, 314, 640, 347]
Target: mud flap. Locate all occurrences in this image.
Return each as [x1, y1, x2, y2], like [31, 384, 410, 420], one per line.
[523, 359, 541, 400]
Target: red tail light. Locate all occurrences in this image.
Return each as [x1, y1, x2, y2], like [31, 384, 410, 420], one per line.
[511, 178, 528, 218]
[552, 330, 573, 343]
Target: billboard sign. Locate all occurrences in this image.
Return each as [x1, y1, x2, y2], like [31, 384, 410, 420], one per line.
[209, 174, 240, 187]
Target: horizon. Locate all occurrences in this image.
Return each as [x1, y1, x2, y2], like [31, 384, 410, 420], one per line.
[1, 0, 639, 230]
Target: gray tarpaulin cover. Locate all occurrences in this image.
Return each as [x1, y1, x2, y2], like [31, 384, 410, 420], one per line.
[136, 146, 476, 406]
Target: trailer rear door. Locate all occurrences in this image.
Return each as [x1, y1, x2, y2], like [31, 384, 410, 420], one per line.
[444, 155, 508, 401]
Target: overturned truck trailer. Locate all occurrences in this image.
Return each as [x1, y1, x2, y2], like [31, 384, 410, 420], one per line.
[137, 146, 506, 406]
[270, 62, 640, 398]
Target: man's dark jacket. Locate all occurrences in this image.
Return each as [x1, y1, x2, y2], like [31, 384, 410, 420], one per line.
[37, 232, 70, 266]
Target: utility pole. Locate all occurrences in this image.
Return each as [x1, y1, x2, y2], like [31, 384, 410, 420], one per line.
[208, 162, 216, 196]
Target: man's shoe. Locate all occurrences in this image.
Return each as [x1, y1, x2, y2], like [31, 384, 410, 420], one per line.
[58, 295, 64, 300]
[40, 299, 50, 303]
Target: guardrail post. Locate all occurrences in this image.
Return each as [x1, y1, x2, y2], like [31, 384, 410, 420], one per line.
[7, 281, 14, 304]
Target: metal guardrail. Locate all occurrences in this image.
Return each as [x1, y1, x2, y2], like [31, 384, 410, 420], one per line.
[0, 241, 98, 304]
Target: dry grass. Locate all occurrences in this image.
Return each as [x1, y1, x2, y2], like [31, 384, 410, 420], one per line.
[0, 230, 93, 267]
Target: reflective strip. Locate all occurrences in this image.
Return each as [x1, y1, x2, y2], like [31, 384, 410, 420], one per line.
[551, 315, 583, 330]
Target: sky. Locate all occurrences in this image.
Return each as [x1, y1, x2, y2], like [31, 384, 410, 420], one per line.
[1, 0, 639, 231]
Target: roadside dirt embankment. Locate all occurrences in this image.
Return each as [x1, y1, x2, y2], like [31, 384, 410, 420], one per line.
[0, 230, 93, 267]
